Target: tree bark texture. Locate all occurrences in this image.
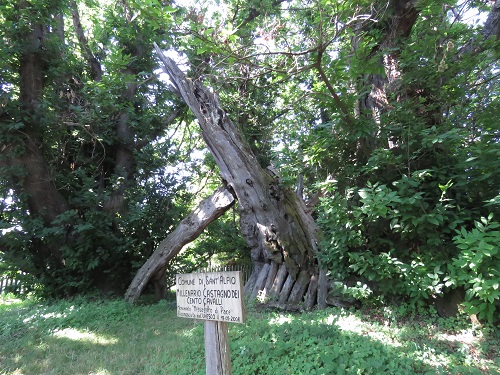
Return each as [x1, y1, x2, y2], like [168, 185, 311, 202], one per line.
[365, 1, 419, 110]
[18, 24, 71, 224]
[70, 0, 143, 217]
[356, 0, 499, 155]
[154, 44, 322, 308]
[483, 0, 500, 40]
[125, 186, 235, 303]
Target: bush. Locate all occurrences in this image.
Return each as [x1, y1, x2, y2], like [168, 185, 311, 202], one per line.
[446, 214, 500, 323]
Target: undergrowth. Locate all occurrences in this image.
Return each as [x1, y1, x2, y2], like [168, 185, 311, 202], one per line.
[0, 294, 498, 375]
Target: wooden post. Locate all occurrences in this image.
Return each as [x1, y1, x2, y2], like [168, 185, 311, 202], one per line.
[176, 271, 246, 375]
[204, 320, 232, 375]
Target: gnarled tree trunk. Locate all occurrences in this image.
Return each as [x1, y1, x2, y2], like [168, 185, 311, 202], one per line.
[140, 44, 324, 308]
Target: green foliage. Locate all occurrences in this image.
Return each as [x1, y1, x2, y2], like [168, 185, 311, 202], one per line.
[1, 0, 499, 319]
[446, 214, 500, 323]
[1, 296, 497, 374]
[317, 175, 452, 305]
[0, 0, 194, 296]
[0, 296, 206, 375]
[303, 0, 500, 319]
[164, 210, 250, 289]
[317, 160, 499, 316]
[231, 307, 496, 374]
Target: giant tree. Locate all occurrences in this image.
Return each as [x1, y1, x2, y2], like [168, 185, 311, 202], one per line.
[128, 0, 499, 318]
[0, 0, 187, 295]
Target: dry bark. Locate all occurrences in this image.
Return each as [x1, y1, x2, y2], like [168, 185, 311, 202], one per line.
[125, 186, 235, 303]
[288, 270, 311, 305]
[154, 43, 322, 307]
[269, 262, 288, 300]
[249, 263, 270, 301]
[304, 273, 318, 310]
[317, 269, 329, 310]
[263, 261, 279, 296]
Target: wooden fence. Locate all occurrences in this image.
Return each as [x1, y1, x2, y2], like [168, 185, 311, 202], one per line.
[0, 274, 28, 295]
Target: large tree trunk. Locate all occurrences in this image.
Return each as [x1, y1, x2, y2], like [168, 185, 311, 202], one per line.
[1, 19, 70, 266]
[355, 1, 420, 147]
[125, 186, 235, 303]
[153, 44, 322, 308]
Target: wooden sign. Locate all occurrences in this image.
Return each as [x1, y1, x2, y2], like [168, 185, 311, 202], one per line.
[176, 271, 245, 323]
[176, 271, 246, 375]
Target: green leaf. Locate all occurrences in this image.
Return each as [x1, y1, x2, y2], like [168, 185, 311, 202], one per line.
[163, 5, 177, 13]
[427, 216, 439, 225]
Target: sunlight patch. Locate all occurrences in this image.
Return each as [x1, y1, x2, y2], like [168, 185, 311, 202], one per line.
[436, 330, 477, 344]
[334, 314, 364, 332]
[89, 369, 111, 375]
[412, 349, 451, 369]
[23, 305, 77, 323]
[323, 314, 337, 326]
[268, 314, 293, 326]
[0, 296, 22, 305]
[52, 328, 117, 345]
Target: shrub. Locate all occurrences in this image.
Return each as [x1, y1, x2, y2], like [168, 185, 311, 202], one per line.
[446, 214, 500, 323]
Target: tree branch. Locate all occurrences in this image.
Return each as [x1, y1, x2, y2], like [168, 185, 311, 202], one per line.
[238, 0, 288, 29]
[315, 5, 354, 126]
[315, 52, 354, 126]
[69, 0, 102, 81]
[125, 186, 235, 303]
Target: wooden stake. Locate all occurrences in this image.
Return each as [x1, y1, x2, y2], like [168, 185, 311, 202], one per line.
[204, 320, 232, 375]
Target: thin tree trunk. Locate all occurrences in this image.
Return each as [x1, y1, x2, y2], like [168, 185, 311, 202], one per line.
[69, 0, 102, 81]
[125, 186, 235, 303]
[154, 44, 322, 307]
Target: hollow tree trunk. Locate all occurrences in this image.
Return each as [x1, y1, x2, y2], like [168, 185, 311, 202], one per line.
[153, 44, 322, 308]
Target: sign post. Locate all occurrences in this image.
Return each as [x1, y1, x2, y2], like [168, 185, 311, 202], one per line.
[204, 320, 231, 374]
[176, 270, 246, 375]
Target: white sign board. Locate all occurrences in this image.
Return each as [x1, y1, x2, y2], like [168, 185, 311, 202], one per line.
[176, 271, 245, 324]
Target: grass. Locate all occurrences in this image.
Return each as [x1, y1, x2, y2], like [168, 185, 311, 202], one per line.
[0, 293, 498, 375]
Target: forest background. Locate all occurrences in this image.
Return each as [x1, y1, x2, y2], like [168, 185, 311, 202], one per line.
[0, 0, 499, 323]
